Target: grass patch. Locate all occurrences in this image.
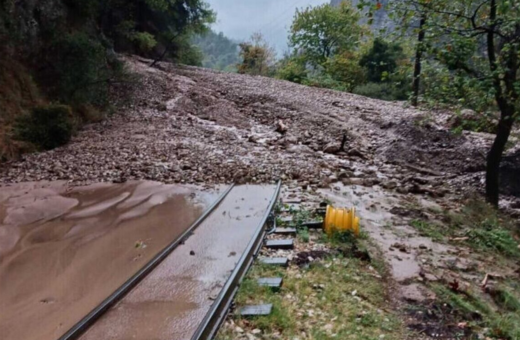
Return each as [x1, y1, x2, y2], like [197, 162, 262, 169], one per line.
[432, 283, 520, 340]
[297, 227, 310, 243]
[409, 220, 447, 241]
[217, 206, 408, 340]
[411, 199, 520, 259]
[217, 257, 407, 340]
[447, 200, 520, 258]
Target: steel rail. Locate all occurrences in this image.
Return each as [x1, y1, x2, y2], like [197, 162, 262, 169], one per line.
[58, 183, 236, 340]
[191, 180, 282, 340]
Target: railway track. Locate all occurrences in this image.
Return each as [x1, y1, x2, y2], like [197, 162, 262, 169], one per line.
[59, 182, 281, 340]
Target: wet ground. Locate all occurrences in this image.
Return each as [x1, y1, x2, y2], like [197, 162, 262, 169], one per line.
[79, 184, 278, 340]
[0, 181, 221, 340]
[320, 183, 450, 301]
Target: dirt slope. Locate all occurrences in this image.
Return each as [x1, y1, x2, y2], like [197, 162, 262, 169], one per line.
[0, 56, 497, 199]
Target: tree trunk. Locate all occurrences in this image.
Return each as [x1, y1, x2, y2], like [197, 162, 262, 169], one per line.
[485, 111, 514, 206]
[411, 14, 426, 107]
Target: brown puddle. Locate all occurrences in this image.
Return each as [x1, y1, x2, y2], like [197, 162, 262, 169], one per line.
[0, 181, 220, 340]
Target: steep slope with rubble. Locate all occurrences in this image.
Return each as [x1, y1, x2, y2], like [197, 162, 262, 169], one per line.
[0, 56, 501, 197]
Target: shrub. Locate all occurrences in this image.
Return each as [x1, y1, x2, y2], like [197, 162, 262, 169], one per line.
[324, 51, 366, 91]
[132, 32, 157, 53]
[48, 33, 110, 106]
[359, 38, 405, 83]
[276, 59, 308, 84]
[15, 105, 74, 150]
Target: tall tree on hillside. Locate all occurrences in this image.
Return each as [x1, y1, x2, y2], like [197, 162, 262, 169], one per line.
[359, 37, 405, 82]
[289, 1, 364, 67]
[237, 33, 276, 76]
[411, 13, 426, 107]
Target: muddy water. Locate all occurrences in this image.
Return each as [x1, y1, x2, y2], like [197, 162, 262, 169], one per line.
[0, 181, 220, 340]
[80, 184, 278, 340]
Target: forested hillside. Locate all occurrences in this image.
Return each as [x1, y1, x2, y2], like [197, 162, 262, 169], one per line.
[192, 30, 239, 71]
[0, 0, 214, 160]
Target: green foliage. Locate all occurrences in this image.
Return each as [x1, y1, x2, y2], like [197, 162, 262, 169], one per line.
[281, 2, 412, 101]
[192, 30, 239, 71]
[132, 32, 157, 53]
[303, 72, 350, 92]
[47, 32, 110, 107]
[276, 57, 308, 84]
[289, 1, 364, 67]
[420, 61, 496, 114]
[237, 33, 276, 76]
[15, 105, 74, 150]
[433, 284, 520, 340]
[359, 38, 405, 83]
[297, 227, 310, 243]
[464, 220, 520, 258]
[444, 199, 520, 258]
[172, 34, 204, 66]
[324, 51, 367, 91]
[409, 219, 445, 241]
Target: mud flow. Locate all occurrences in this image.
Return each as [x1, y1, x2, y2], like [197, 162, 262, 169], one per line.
[0, 181, 219, 340]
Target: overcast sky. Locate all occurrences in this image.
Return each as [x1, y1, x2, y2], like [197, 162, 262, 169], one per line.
[205, 0, 330, 55]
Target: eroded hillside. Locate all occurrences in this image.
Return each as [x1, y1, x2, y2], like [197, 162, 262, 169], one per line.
[2, 56, 513, 203]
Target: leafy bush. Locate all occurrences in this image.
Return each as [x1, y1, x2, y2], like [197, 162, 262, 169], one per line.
[175, 36, 204, 66]
[359, 38, 405, 83]
[276, 58, 308, 84]
[237, 33, 276, 76]
[132, 32, 157, 53]
[48, 33, 110, 107]
[449, 109, 498, 134]
[15, 105, 74, 150]
[324, 51, 366, 91]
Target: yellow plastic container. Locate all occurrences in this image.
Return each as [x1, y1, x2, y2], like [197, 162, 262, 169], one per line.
[324, 205, 360, 236]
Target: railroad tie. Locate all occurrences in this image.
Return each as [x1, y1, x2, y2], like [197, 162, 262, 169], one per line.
[238, 304, 273, 317]
[259, 257, 288, 267]
[279, 216, 293, 223]
[257, 277, 283, 291]
[274, 227, 297, 235]
[265, 239, 294, 250]
[299, 220, 323, 229]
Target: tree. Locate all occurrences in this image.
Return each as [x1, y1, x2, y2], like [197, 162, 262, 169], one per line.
[383, 0, 520, 206]
[237, 33, 276, 76]
[289, 1, 364, 67]
[359, 37, 405, 82]
[411, 14, 426, 106]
